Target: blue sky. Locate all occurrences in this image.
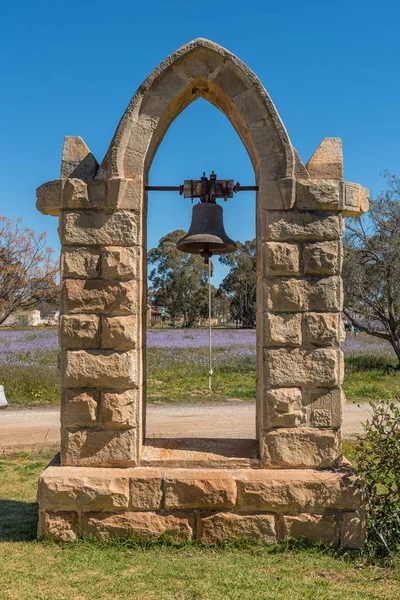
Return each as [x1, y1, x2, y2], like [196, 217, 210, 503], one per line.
[0, 0, 399, 284]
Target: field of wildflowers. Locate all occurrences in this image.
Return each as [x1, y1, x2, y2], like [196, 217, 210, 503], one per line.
[0, 327, 399, 405]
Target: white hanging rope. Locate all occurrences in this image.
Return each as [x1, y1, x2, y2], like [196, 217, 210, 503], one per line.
[208, 258, 213, 392]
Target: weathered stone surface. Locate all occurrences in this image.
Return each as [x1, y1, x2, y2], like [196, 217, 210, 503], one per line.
[38, 467, 129, 510]
[60, 349, 138, 389]
[62, 279, 137, 315]
[237, 469, 363, 512]
[303, 241, 340, 275]
[303, 313, 341, 346]
[264, 242, 299, 276]
[303, 387, 343, 428]
[262, 428, 341, 468]
[340, 182, 369, 217]
[265, 388, 302, 428]
[108, 178, 143, 210]
[60, 210, 139, 246]
[306, 138, 343, 180]
[36, 180, 63, 216]
[341, 512, 366, 548]
[102, 246, 139, 280]
[61, 389, 98, 428]
[200, 513, 276, 544]
[102, 316, 137, 350]
[61, 247, 100, 279]
[61, 428, 137, 467]
[81, 511, 194, 541]
[296, 180, 340, 210]
[264, 211, 343, 242]
[259, 178, 296, 210]
[101, 389, 137, 429]
[59, 314, 100, 349]
[264, 276, 342, 312]
[264, 313, 302, 347]
[264, 348, 342, 387]
[130, 469, 163, 509]
[61, 136, 98, 180]
[281, 514, 340, 545]
[308, 276, 343, 312]
[62, 178, 90, 209]
[38, 510, 78, 541]
[164, 471, 237, 509]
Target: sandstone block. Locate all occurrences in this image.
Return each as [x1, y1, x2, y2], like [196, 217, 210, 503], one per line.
[101, 389, 137, 429]
[81, 511, 194, 542]
[303, 313, 341, 346]
[306, 138, 343, 180]
[60, 349, 138, 389]
[62, 178, 90, 209]
[303, 241, 340, 275]
[200, 513, 276, 544]
[259, 178, 296, 210]
[130, 469, 163, 509]
[61, 247, 100, 279]
[102, 316, 137, 350]
[265, 388, 302, 428]
[61, 428, 137, 467]
[340, 182, 369, 216]
[38, 510, 78, 541]
[303, 387, 343, 428]
[264, 276, 342, 313]
[61, 136, 98, 180]
[264, 348, 342, 387]
[261, 428, 341, 468]
[59, 314, 100, 349]
[164, 471, 237, 509]
[62, 279, 137, 315]
[264, 313, 302, 347]
[102, 246, 139, 280]
[38, 467, 129, 511]
[36, 180, 62, 216]
[296, 179, 340, 210]
[264, 211, 343, 242]
[264, 242, 299, 276]
[60, 210, 139, 246]
[341, 512, 366, 548]
[61, 389, 98, 428]
[308, 276, 342, 312]
[108, 178, 143, 210]
[281, 514, 340, 545]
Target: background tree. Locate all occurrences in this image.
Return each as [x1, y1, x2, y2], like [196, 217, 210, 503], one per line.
[0, 215, 59, 325]
[219, 239, 256, 328]
[148, 229, 211, 327]
[343, 172, 400, 366]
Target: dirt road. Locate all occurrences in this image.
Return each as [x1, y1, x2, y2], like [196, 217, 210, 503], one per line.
[0, 401, 372, 454]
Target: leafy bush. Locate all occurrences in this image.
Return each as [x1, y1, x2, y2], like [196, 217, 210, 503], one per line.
[355, 399, 400, 555]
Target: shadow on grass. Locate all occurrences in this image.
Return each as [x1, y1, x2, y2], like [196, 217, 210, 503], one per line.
[0, 499, 38, 542]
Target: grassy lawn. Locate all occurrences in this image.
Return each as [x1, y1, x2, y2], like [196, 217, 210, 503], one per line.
[0, 452, 399, 600]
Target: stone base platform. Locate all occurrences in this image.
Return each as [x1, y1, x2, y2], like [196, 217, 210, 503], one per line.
[37, 455, 365, 548]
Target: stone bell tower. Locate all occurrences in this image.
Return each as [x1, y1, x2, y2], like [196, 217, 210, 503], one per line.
[37, 38, 367, 546]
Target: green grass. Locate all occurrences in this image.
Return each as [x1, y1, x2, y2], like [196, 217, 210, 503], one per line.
[0, 453, 399, 600]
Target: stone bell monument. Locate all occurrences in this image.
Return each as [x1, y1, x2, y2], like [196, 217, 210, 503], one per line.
[36, 38, 368, 546]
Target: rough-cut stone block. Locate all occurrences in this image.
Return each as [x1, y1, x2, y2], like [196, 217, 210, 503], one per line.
[296, 180, 340, 210]
[164, 471, 237, 509]
[61, 389, 98, 428]
[101, 389, 137, 429]
[303, 387, 343, 428]
[308, 276, 342, 312]
[62, 279, 137, 315]
[130, 469, 163, 509]
[200, 513, 276, 544]
[340, 182, 369, 216]
[36, 180, 63, 216]
[61, 136, 98, 180]
[303, 241, 340, 275]
[60, 210, 139, 246]
[262, 428, 341, 469]
[306, 138, 343, 180]
[264, 211, 343, 242]
[259, 178, 296, 210]
[303, 313, 341, 346]
[59, 314, 100, 349]
[81, 511, 194, 542]
[341, 512, 366, 548]
[61, 349, 138, 389]
[62, 178, 90, 209]
[102, 316, 137, 350]
[264, 277, 342, 313]
[265, 348, 342, 387]
[62, 428, 137, 467]
[236, 469, 363, 512]
[61, 247, 100, 279]
[265, 388, 302, 428]
[102, 246, 139, 280]
[264, 242, 299, 276]
[281, 514, 340, 545]
[264, 313, 302, 347]
[38, 467, 129, 511]
[38, 510, 78, 541]
[108, 178, 143, 210]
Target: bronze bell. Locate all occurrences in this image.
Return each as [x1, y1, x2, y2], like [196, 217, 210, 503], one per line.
[176, 202, 237, 263]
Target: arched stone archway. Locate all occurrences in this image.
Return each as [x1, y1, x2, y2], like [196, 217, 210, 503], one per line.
[37, 39, 368, 546]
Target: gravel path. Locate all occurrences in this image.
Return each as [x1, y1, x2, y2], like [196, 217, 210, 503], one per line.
[0, 401, 372, 454]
